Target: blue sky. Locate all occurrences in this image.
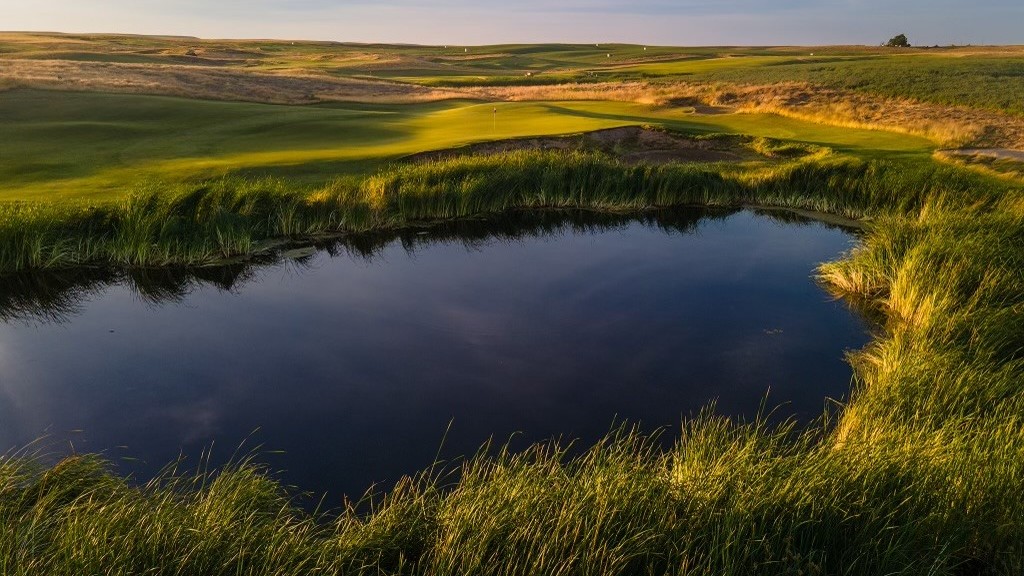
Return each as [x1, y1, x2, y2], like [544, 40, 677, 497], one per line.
[6, 0, 1023, 45]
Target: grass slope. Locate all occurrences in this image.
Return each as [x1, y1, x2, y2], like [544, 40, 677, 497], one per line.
[1, 152, 1023, 575]
[0, 89, 933, 202]
[690, 54, 1024, 117]
[4, 33, 1022, 117]
[2, 35, 1024, 575]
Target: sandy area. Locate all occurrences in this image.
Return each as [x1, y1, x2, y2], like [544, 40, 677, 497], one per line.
[404, 126, 760, 165]
[0, 58, 458, 104]
[948, 148, 1024, 162]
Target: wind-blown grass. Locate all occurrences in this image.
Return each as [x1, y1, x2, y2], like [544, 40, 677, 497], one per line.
[4, 34, 1024, 573]
[0, 149, 1004, 273]
[0, 207, 730, 323]
[698, 55, 1024, 118]
[4, 404, 1023, 574]
[2, 147, 1024, 574]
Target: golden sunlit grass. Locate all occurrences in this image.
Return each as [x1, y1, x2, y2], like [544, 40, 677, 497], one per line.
[0, 58, 457, 105]
[470, 81, 1019, 148]
[2, 145, 1024, 576]
[3, 33, 1024, 575]
[0, 89, 938, 202]
[3, 33, 1022, 149]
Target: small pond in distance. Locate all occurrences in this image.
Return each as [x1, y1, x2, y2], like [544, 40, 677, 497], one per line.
[0, 208, 868, 501]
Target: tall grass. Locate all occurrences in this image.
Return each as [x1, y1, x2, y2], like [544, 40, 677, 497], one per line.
[0, 150, 1009, 273]
[0, 207, 729, 323]
[700, 56, 1024, 118]
[3, 149, 1024, 574]
[4, 411, 1023, 574]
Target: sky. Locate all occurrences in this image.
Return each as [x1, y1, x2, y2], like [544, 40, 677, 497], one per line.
[5, 0, 1023, 46]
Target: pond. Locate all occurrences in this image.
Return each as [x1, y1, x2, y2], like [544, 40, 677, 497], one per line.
[0, 208, 868, 502]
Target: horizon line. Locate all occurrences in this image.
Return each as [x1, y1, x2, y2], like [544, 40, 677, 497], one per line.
[2, 30, 1016, 49]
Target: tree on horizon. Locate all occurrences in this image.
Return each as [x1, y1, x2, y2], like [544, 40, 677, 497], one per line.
[886, 33, 911, 47]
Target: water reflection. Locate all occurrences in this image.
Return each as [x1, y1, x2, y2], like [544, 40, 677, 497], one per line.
[0, 207, 852, 325]
[0, 207, 866, 503]
[0, 208, 747, 324]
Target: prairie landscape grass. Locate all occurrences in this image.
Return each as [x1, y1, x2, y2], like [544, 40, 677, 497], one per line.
[0, 89, 935, 202]
[3, 34, 1024, 575]
[4, 35, 1023, 149]
[4, 250, 1024, 575]
[470, 81, 1024, 149]
[5, 33, 1021, 109]
[698, 54, 1024, 117]
[0, 148, 999, 272]
[2, 139, 1024, 576]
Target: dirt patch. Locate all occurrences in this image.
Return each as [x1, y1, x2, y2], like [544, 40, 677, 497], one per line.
[667, 97, 732, 115]
[404, 125, 761, 165]
[935, 148, 1024, 180]
[947, 148, 1024, 163]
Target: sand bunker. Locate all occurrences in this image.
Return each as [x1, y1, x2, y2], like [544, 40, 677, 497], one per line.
[404, 126, 764, 165]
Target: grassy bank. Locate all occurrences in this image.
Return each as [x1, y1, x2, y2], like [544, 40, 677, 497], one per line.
[0, 207, 734, 323]
[2, 146, 1024, 574]
[0, 148, 997, 273]
[0, 89, 935, 202]
[3, 34, 1024, 574]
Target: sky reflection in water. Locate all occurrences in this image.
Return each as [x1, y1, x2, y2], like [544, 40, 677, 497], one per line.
[0, 209, 867, 502]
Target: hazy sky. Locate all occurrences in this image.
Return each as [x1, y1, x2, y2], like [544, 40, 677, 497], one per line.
[6, 0, 1023, 45]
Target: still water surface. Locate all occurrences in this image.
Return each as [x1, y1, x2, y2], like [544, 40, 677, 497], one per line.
[0, 209, 867, 501]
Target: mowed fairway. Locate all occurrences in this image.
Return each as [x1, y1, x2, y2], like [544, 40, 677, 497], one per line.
[0, 89, 934, 202]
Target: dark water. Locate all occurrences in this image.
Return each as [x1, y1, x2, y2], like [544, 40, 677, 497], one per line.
[0, 209, 867, 502]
